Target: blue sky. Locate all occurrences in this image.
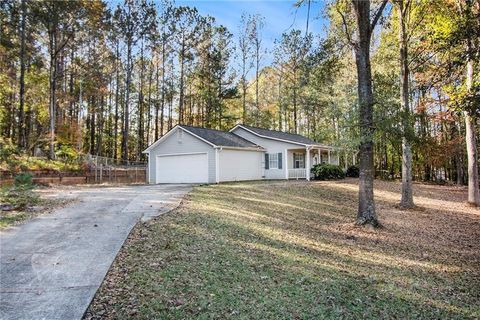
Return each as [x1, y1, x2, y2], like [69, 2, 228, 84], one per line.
[176, 0, 329, 63]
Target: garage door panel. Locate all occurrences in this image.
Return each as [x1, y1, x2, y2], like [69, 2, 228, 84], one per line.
[156, 153, 208, 183]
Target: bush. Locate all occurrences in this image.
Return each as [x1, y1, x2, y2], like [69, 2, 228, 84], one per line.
[0, 137, 19, 162]
[0, 173, 37, 211]
[311, 164, 345, 180]
[346, 165, 360, 178]
[14, 172, 33, 188]
[55, 144, 78, 162]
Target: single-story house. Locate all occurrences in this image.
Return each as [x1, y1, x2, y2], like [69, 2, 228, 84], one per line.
[143, 124, 339, 184]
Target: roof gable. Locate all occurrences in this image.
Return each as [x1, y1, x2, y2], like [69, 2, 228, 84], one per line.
[180, 125, 262, 148]
[231, 124, 325, 146]
[143, 125, 264, 153]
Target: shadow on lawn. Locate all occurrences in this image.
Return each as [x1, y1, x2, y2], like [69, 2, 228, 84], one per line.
[85, 180, 480, 319]
[192, 182, 480, 317]
[208, 182, 479, 260]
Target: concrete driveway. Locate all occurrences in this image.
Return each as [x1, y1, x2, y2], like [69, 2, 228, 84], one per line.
[0, 184, 191, 320]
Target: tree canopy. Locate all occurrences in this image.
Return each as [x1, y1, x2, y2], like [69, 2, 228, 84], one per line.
[1, 0, 479, 210]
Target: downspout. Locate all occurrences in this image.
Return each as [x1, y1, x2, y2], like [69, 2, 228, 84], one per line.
[215, 147, 222, 183]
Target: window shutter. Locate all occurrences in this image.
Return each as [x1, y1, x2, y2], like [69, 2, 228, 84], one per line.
[278, 152, 283, 169]
[265, 153, 269, 169]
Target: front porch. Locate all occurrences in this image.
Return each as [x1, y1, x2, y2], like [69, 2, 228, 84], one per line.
[286, 147, 339, 181]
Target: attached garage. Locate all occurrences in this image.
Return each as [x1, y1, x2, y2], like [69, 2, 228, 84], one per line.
[144, 125, 265, 184]
[156, 153, 208, 183]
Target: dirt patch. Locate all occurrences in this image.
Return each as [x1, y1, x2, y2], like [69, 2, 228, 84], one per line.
[0, 187, 76, 230]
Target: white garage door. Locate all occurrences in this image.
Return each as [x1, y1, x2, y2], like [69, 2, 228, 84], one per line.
[156, 153, 208, 183]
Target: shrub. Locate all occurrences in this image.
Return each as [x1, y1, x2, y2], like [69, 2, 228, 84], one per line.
[0, 137, 18, 162]
[0, 173, 37, 211]
[14, 172, 33, 188]
[55, 144, 78, 162]
[346, 165, 360, 178]
[311, 164, 345, 180]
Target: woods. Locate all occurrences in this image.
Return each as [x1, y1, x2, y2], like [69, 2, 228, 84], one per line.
[1, 0, 479, 211]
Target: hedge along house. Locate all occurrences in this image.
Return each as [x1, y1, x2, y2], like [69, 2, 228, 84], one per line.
[143, 124, 339, 184]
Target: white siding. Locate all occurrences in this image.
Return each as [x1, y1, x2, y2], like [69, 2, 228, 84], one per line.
[147, 127, 216, 184]
[231, 127, 303, 180]
[218, 149, 264, 182]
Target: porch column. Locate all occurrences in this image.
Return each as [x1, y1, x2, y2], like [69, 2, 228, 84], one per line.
[284, 149, 289, 179]
[328, 150, 331, 164]
[306, 147, 310, 181]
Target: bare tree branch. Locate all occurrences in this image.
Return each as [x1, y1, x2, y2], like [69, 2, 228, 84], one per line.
[335, 3, 356, 48]
[370, 0, 388, 31]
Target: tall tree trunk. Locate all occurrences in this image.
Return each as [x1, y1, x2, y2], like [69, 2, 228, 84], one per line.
[293, 67, 298, 134]
[17, 0, 27, 150]
[108, 76, 113, 157]
[114, 39, 120, 159]
[242, 77, 247, 124]
[69, 47, 75, 127]
[352, 0, 380, 226]
[464, 0, 480, 206]
[154, 54, 160, 141]
[160, 41, 166, 137]
[178, 39, 185, 124]
[398, 0, 415, 208]
[255, 41, 260, 111]
[122, 41, 132, 161]
[97, 95, 104, 156]
[48, 30, 57, 160]
[90, 96, 95, 155]
[277, 72, 283, 130]
[146, 60, 153, 149]
[465, 60, 479, 205]
[137, 39, 145, 159]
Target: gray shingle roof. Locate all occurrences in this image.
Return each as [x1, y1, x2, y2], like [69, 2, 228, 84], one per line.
[238, 125, 320, 145]
[180, 125, 263, 149]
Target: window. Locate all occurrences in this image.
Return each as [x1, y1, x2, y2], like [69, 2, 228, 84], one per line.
[269, 153, 278, 169]
[265, 153, 282, 170]
[294, 153, 305, 169]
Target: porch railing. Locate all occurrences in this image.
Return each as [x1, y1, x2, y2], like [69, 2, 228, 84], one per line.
[288, 168, 307, 179]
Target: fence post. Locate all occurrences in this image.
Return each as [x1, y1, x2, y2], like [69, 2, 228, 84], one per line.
[99, 164, 103, 183]
[135, 167, 137, 183]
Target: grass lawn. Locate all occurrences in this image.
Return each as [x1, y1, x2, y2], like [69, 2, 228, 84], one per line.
[84, 179, 480, 319]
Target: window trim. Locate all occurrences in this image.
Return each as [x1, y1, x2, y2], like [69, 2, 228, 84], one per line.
[268, 153, 279, 169]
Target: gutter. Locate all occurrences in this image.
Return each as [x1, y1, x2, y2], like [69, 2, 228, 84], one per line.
[214, 146, 266, 152]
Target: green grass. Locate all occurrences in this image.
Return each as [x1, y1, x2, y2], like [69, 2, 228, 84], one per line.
[0, 211, 31, 228]
[85, 180, 480, 319]
[0, 198, 71, 229]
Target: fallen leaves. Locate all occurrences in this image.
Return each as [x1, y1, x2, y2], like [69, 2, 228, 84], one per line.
[84, 179, 480, 319]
